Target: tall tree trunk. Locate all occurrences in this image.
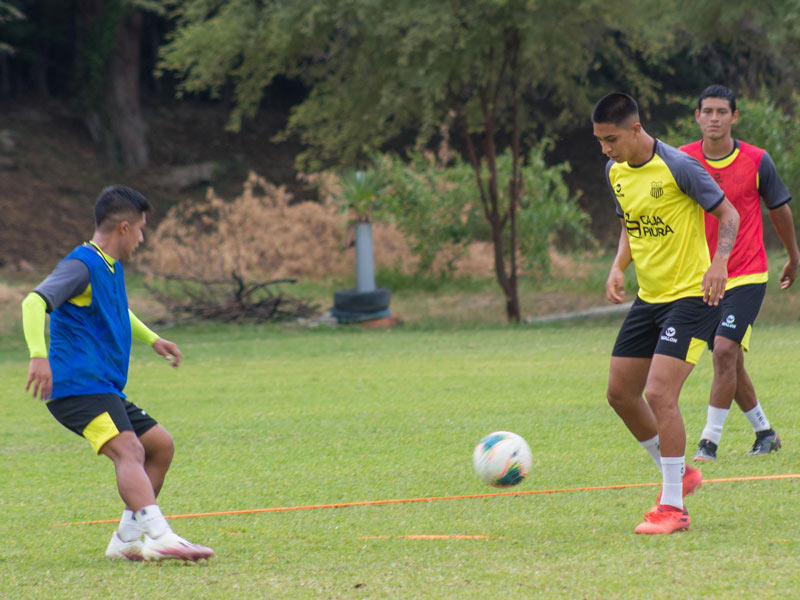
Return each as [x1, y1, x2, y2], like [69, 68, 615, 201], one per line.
[459, 107, 520, 323]
[107, 8, 148, 170]
[481, 87, 521, 323]
[506, 33, 522, 323]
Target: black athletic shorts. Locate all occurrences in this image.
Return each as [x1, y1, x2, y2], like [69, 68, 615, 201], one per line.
[713, 283, 766, 350]
[46, 394, 158, 454]
[612, 296, 720, 364]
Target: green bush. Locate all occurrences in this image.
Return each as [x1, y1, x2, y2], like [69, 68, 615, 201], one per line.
[363, 140, 591, 277]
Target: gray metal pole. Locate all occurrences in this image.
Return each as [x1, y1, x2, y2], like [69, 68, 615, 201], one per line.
[355, 221, 376, 292]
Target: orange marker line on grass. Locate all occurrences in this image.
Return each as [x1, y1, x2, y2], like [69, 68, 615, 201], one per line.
[53, 473, 800, 527]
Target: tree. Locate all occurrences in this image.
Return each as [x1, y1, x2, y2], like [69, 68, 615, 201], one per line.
[77, 0, 163, 170]
[0, 0, 163, 168]
[161, 0, 682, 321]
[0, 1, 24, 56]
[665, 1, 800, 102]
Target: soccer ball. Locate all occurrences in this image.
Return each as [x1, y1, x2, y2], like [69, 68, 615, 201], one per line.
[472, 431, 532, 488]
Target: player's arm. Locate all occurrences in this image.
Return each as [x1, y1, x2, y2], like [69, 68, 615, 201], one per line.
[768, 204, 800, 289]
[703, 197, 740, 306]
[759, 152, 800, 289]
[21, 259, 91, 401]
[130, 309, 182, 368]
[21, 292, 51, 401]
[606, 218, 631, 304]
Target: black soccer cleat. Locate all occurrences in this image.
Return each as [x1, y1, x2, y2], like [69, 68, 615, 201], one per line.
[748, 429, 781, 456]
[693, 438, 718, 462]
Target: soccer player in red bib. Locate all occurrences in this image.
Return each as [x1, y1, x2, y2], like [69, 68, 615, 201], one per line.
[593, 93, 740, 534]
[680, 85, 799, 461]
[22, 186, 214, 562]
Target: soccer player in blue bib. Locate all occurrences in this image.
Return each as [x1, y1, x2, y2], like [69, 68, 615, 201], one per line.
[593, 93, 740, 534]
[22, 185, 214, 562]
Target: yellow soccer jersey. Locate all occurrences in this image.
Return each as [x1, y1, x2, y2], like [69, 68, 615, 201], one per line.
[606, 139, 724, 303]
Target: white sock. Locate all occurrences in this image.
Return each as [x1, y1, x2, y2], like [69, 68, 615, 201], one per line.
[660, 456, 684, 509]
[117, 509, 142, 542]
[135, 504, 171, 539]
[700, 406, 729, 445]
[743, 402, 770, 433]
[639, 435, 662, 472]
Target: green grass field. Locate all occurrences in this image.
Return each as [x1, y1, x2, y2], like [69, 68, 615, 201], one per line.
[2, 321, 800, 598]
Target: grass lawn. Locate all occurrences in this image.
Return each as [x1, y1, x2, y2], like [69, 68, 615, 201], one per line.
[2, 321, 800, 598]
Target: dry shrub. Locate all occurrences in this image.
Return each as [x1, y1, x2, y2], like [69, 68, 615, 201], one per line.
[138, 171, 496, 282]
[0, 282, 24, 305]
[0, 282, 26, 334]
[138, 172, 350, 280]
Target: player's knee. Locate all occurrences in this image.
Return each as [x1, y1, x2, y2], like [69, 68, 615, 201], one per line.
[642, 384, 668, 410]
[105, 431, 146, 464]
[161, 433, 175, 463]
[712, 341, 739, 373]
[146, 426, 175, 462]
[606, 384, 629, 410]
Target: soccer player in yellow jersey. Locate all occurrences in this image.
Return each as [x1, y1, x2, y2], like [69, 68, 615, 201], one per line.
[592, 93, 740, 534]
[681, 85, 799, 461]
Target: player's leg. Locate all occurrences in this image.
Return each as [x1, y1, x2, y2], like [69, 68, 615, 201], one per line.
[45, 394, 150, 560]
[100, 431, 157, 510]
[607, 299, 664, 470]
[634, 298, 712, 535]
[115, 401, 213, 562]
[734, 357, 781, 455]
[693, 335, 738, 461]
[695, 284, 776, 459]
[732, 348, 757, 412]
[102, 430, 213, 562]
[138, 425, 175, 498]
[731, 330, 780, 454]
[607, 356, 655, 438]
[633, 354, 695, 535]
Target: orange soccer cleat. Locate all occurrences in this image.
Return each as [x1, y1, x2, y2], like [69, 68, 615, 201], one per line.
[634, 504, 690, 535]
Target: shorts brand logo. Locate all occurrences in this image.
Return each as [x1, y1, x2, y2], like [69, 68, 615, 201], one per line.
[722, 314, 737, 329]
[660, 327, 678, 343]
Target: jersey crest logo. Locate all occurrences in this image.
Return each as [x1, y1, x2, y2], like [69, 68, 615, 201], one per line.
[614, 183, 624, 198]
[650, 180, 664, 198]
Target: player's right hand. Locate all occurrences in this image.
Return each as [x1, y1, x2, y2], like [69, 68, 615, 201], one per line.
[779, 258, 798, 290]
[25, 357, 52, 401]
[605, 267, 626, 304]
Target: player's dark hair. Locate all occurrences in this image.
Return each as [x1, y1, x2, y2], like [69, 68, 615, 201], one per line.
[698, 85, 736, 112]
[592, 92, 640, 125]
[94, 185, 150, 230]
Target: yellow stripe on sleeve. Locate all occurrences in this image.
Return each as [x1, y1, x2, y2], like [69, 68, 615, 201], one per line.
[68, 282, 92, 307]
[21, 292, 48, 358]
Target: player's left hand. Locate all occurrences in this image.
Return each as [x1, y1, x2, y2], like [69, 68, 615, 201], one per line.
[778, 258, 799, 290]
[702, 259, 728, 306]
[153, 338, 182, 368]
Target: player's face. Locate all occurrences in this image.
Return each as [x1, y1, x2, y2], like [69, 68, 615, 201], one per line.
[593, 119, 640, 163]
[695, 97, 738, 141]
[119, 213, 146, 261]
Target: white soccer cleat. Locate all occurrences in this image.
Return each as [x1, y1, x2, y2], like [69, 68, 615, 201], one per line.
[141, 531, 215, 562]
[105, 531, 144, 561]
